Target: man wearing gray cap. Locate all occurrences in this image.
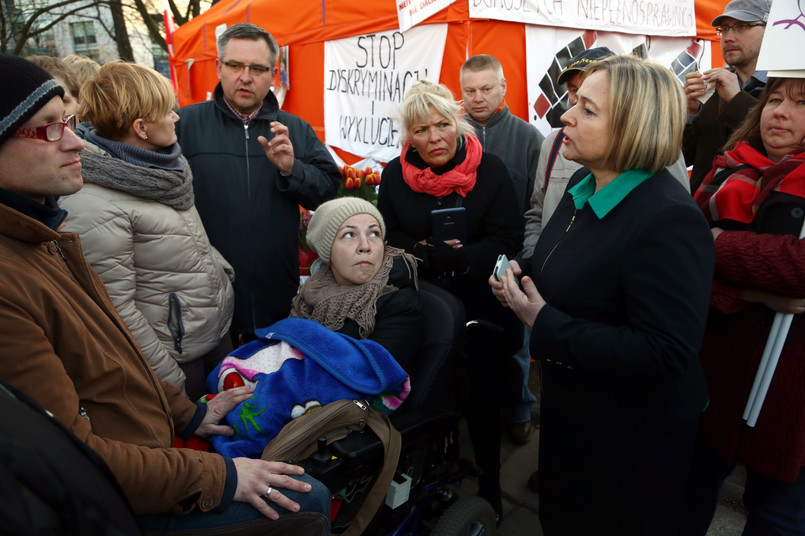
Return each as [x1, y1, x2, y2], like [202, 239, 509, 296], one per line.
[683, 0, 771, 192]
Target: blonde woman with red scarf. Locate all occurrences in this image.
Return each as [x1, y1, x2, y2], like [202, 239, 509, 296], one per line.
[377, 79, 523, 523]
[681, 77, 805, 536]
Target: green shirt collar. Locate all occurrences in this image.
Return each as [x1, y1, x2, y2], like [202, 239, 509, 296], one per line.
[567, 169, 653, 218]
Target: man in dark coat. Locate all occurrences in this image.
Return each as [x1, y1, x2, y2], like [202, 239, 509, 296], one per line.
[177, 23, 341, 341]
[683, 0, 770, 192]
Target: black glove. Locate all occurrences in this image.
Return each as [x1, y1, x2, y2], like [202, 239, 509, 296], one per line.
[427, 237, 469, 276]
[412, 241, 431, 273]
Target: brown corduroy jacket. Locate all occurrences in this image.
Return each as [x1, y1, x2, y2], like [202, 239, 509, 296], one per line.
[0, 201, 228, 514]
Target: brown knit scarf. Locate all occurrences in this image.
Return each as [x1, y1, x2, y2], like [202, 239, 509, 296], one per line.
[290, 246, 417, 338]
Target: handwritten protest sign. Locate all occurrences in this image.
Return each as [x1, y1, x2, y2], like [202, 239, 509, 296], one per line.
[397, 0, 455, 32]
[470, 0, 696, 37]
[324, 24, 448, 162]
[756, 0, 805, 77]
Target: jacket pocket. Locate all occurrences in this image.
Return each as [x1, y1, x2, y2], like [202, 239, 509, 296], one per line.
[167, 293, 185, 354]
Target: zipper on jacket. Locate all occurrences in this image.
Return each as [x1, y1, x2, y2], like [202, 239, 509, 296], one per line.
[51, 240, 78, 283]
[52, 240, 68, 267]
[540, 209, 577, 275]
[244, 123, 250, 140]
[167, 293, 185, 354]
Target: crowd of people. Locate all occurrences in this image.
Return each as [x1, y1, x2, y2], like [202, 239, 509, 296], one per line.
[0, 0, 803, 533]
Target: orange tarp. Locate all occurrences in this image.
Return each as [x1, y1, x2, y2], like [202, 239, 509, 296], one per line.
[172, 0, 729, 162]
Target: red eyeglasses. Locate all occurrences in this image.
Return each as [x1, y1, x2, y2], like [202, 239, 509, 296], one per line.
[14, 115, 77, 142]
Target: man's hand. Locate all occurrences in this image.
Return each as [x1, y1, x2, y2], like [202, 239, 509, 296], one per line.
[233, 458, 312, 520]
[684, 71, 707, 115]
[195, 385, 255, 438]
[488, 259, 522, 307]
[702, 68, 741, 104]
[257, 121, 295, 177]
[500, 269, 545, 330]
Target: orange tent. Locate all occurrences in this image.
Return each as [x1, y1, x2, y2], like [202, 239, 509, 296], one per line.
[172, 0, 728, 163]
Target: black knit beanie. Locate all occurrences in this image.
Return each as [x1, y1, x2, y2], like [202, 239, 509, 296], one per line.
[0, 54, 65, 146]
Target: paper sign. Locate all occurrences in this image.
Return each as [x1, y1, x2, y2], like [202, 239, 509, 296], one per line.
[397, 0, 455, 32]
[324, 24, 448, 162]
[756, 0, 805, 76]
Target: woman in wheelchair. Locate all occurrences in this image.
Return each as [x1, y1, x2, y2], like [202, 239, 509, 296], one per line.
[290, 197, 423, 374]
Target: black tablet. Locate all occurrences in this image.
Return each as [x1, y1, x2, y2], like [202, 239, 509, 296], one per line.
[431, 207, 467, 243]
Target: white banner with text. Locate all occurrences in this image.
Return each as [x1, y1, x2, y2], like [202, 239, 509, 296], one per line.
[397, 0, 455, 32]
[324, 24, 448, 162]
[470, 0, 696, 37]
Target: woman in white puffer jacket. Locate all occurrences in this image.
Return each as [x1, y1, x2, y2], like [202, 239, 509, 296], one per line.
[60, 62, 235, 399]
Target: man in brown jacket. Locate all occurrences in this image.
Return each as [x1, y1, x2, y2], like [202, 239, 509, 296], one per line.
[0, 54, 329, 535]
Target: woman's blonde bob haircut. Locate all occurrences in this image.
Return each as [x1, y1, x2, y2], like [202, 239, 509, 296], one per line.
[79, 61, 176, 140]
[397, 78, 473, 145]
[582, 55, 686, 173]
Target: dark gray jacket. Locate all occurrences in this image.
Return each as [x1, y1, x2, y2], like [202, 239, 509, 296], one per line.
[177, 85, 341, 334]
[468, 105, 544, 214]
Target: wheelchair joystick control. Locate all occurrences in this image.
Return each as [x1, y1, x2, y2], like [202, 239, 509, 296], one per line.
[310, 436, 330, 466]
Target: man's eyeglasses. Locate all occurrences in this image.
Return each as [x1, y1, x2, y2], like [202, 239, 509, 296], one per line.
[14, 115, 77, 142]
[716, 22, 766, 36]
[221, 60, 276, 77]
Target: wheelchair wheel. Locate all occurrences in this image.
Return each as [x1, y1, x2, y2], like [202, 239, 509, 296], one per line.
[431, 495, 496, 536]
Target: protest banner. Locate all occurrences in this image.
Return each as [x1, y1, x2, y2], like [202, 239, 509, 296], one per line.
[397, 0, 455, 32]
[756, 0, 805, 78]
[324, 24, 448, 162]
[470, 0, 696, 37]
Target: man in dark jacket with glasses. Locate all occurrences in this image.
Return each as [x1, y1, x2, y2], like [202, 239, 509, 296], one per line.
[683, 0, 771, 192]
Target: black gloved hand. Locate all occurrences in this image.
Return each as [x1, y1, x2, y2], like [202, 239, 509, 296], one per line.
[412, 241, 431, 273]
[427, 237, 469, 276]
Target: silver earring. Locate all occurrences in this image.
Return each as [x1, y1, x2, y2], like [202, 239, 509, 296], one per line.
[144, 134, 148, 140]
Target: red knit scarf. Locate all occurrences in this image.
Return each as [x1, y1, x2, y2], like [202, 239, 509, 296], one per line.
[694, 142, 805, 224]
[400, 134, 482, 198]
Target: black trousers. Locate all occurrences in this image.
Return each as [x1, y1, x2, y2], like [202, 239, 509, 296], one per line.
[463, 306, 522, 513]
[538, 409, 698, 536]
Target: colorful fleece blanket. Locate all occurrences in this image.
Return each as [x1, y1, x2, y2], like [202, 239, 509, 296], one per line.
[205, 317, 410, 458]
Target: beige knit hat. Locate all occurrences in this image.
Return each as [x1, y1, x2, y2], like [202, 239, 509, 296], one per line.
[306, 197, 385, 264]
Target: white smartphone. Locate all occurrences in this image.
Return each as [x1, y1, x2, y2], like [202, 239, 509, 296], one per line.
[493, 254, 512, 282]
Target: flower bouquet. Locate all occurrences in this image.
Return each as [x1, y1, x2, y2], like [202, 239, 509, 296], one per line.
[338, 164, 381, 205]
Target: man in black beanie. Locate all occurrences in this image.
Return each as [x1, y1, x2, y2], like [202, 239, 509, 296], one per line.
[0, 54, 330, 535]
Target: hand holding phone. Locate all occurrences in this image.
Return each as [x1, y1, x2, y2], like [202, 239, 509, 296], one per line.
[493, 254, 512, 282]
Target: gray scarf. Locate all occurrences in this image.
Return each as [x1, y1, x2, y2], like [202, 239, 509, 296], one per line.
[290, 246, 417, 338]
[80, 140, 195, 210]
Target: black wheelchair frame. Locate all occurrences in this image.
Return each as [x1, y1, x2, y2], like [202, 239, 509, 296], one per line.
[300, 281, 498, 536]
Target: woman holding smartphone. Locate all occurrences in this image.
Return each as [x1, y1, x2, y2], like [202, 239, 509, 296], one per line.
[491, 55, 715, 535]
[378, 78, 523, 522]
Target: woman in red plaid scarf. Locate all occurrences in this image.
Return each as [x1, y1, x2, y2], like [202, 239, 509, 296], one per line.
[681, 77, 805, 536]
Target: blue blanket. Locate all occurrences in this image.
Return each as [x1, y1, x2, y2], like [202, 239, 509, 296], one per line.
[206, 317, 410, 458]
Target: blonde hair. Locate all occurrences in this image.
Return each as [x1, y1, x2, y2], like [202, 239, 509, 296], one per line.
[79, 61, 175, 140]
[62, 55, 101, 88]
[398, 78, 473, 144]
[584, 55, 685, 173]
[25, 55, 80, 100]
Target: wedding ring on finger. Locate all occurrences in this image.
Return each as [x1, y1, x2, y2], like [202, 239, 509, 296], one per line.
[265, 486, 274, 498]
